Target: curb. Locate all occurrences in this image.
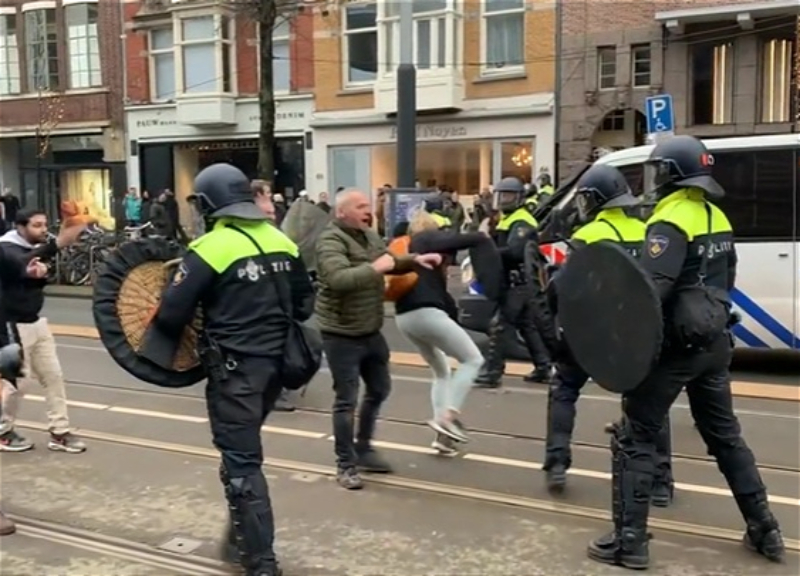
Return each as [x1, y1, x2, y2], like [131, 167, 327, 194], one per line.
[50, 324, 800, 403]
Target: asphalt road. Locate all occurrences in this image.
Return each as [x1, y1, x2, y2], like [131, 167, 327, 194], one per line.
[3, 334, 798, 573]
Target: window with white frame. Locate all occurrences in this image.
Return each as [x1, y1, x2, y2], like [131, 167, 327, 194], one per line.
[65, 1, 102, 89]
[150, 27, 175, 100]
[0, 12, 21, 95]
[597, 46, 616, 90]
[631, 43, 651, 87]
[343, 1, 377, 85]
[24, 6, 59, 91]
[381, 0, 461, 75]
[272, 18, 291, 93]
[178, 14, 234, 95]
[482, 0, 524, 72]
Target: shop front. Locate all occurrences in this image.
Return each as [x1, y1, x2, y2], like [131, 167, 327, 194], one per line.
[126, 96, 313, 225]
[0, 134, 126, 231]
[309, 111, 554, 207]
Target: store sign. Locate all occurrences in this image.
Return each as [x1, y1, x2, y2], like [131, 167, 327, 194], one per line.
[389, 124, 468, 141]
[128, 98, 312, 140]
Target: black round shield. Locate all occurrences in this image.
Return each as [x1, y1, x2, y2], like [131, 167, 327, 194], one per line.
[556, 242, 663, 393]
[92, 239, 206, 388]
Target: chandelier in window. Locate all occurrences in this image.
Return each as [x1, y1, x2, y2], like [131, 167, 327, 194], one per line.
[511, 147, 532, 167]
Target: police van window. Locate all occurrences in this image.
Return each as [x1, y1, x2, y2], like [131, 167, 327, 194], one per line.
[710, 149, 795, 241]
[617, 163, 644, 197]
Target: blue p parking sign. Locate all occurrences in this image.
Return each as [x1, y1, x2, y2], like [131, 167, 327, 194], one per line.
[645, 95, 675, 135]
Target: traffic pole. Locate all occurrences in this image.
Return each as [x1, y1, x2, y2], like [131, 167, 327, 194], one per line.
[396, 1, 416, 188]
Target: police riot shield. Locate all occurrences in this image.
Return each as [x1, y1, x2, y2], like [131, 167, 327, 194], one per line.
[93, 238, 206, 388]
[556, 241, 663, 393]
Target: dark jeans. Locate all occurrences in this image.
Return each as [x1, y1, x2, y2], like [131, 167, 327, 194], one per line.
[206, 355, 284, 571]
[545, 360, 672, 483]
[322, 331, 392, 469]
[619, 333, 765, 515]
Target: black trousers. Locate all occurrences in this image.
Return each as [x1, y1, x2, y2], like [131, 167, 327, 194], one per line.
[545, 360, 672, 483]
[206, 355, 284, 574]
[481, 285, 552, 378]
[612, 333, 766, 535]
[322, 331, 392, 469]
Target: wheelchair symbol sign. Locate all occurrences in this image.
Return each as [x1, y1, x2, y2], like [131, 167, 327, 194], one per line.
[645, 95, 675, 135]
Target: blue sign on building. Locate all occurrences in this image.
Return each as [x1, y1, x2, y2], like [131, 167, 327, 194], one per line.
[645, 95, 675, 135]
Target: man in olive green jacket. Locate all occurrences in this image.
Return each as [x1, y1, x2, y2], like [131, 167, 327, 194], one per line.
[315, 190, 440, 490]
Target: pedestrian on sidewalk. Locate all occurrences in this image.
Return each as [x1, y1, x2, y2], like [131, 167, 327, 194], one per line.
[0, 210, 87, 454]
[315, 190, 441, 490]
[392, 210, 487, 456]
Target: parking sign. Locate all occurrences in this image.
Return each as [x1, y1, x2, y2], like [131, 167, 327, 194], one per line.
[645, 95, 675, 135]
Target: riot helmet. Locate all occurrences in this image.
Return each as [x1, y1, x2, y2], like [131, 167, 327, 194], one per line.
[524, 182, 539, 200]
[423, 191, 446, 214]
[574, 164, 639, 223]
[492, 177, 525, 214]
[189, 163, 266, 222]
[537, 173, 552, 188]
[643, 135, 724, 201]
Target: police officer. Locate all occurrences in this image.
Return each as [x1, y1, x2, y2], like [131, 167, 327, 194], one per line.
[476, 176, 552, 387]
[587, 136, 784, 569]
[150, 163, 315, 576]
[537, 173, 555, 201]
[543, 165, 673, 506]
[423, 192, 453, 229]
[523, 182, 539, 210]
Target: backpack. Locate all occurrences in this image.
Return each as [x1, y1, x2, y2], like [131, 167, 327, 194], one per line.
[384, 235, 418, 302]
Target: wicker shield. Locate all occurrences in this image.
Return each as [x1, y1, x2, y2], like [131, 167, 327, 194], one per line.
[92, 239, 206, 388]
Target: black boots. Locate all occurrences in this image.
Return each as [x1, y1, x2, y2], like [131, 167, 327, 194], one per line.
[220, 466, 282, 576]
[735, 492, 785, 563]
[587, 432, 653, 570]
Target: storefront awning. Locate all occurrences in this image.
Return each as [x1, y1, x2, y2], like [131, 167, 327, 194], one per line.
[655, 0, 799, 33]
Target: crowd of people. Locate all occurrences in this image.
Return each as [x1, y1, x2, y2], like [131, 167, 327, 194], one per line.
[0, 137, 785, 575]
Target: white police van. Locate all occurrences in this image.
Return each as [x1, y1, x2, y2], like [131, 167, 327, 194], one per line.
[464, 134, 799, 354]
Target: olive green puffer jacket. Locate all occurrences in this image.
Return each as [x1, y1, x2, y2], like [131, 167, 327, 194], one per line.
[314, 221, 389, 337]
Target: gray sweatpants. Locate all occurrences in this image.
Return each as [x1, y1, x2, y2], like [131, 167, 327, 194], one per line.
[395, 307, 483, 419]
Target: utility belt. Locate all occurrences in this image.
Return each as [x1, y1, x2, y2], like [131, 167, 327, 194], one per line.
[197, 332, 238, 382]
[665, 309, 740, 353]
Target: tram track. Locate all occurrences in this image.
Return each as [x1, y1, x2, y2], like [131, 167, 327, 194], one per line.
[12, 420, 800, 554]
[63, 377, 800, 475]
[7, 513, 234, 575]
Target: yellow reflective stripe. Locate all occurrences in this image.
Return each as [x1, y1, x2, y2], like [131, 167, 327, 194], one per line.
[191, 219, 299, 273]
[646, 188, 732, 240]
[496, 207, 538, 231]
[431, 213, 451, 227]
[571, 210, 646, 244]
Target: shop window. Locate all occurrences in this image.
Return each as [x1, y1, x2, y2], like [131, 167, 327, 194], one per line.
[691, 42, 733, 125]
[343, 2, 377, 85]
[760, 37, 793, 123]
[631, 44, 651, 88]
[24, 6, 59, 92]
[0, 13, 21, 95]
[597, 46, 616, 90]
[272, 18, 291, 93]
[149, 27, 175, 101]
[65, 1, 101, 89]
[500, 141, 533, 182]
[482, 0, 525, 73]
[178, 14, 234, 94]
[59, 169, 115, 230]
[711, 149, 794, 240]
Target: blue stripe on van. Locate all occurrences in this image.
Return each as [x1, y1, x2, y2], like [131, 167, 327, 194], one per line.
[730, 288, 798, 349]
[731, 323, 770, 349]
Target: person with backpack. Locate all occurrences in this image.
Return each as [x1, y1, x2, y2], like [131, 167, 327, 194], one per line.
[387, 210, 489, 456]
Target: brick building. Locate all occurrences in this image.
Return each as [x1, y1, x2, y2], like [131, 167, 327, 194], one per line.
[122, 0, 315, 216]
[557, 0, 798, 178]
[0, 0, 126, 229]
[308, 0, 556, 202]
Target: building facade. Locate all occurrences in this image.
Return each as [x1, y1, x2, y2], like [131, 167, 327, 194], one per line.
[123, 0, 315, 224]
[558, 0, 798, 179]
[309, 0, 557, 202]
[0, 0, 126, 229]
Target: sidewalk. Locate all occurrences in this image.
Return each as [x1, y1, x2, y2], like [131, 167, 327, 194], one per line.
[2, 429, 797, 575]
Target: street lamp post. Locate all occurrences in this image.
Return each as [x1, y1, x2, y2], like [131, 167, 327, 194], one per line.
[395, 1, 416, 188]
